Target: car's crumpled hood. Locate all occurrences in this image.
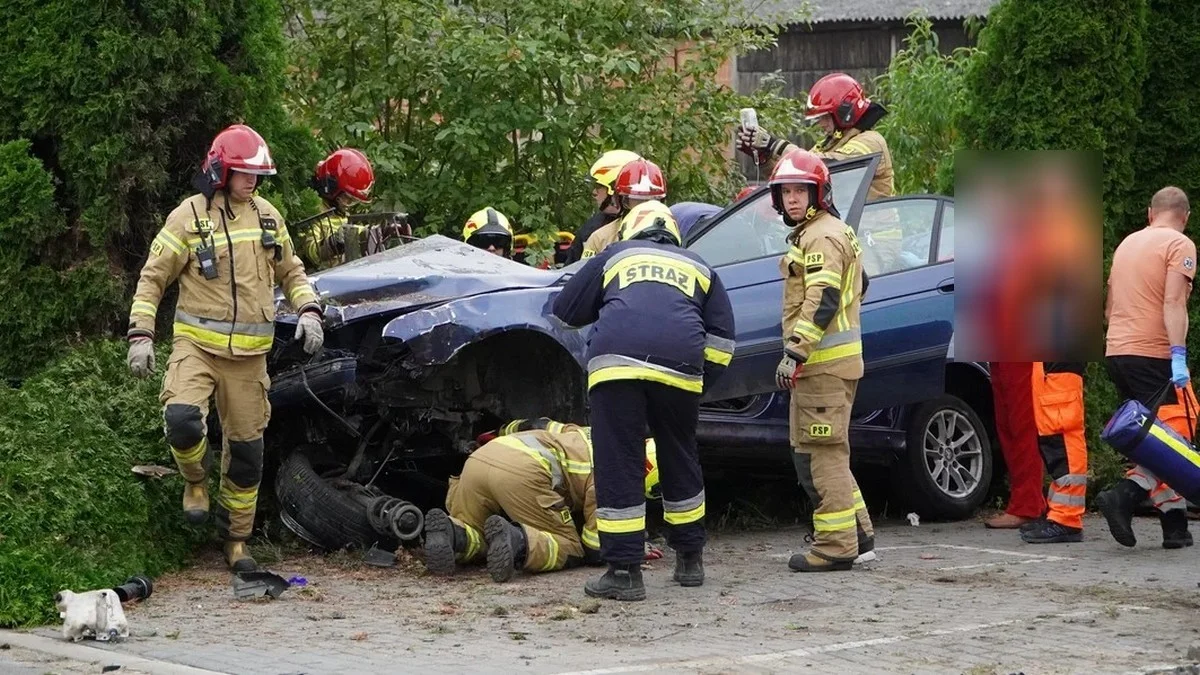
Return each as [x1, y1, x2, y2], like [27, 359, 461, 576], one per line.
[285, 235, 566, 325]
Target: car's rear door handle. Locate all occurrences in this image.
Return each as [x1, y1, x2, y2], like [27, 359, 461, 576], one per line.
[937, 278, 954, 293]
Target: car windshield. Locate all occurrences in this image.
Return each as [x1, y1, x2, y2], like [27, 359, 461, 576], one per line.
[688, 163, 871, 267]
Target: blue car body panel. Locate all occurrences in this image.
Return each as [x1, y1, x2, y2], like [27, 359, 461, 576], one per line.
[269, 155, 965, 467]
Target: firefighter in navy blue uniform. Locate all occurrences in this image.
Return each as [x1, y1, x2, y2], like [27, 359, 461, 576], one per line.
[552, 200, 736, 601]
[769, 148, 875, 573]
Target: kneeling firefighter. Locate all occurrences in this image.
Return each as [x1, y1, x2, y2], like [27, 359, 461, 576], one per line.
[126, 124, 324, 572]
[770, 148, 875, 572]
[422, 418, 662, 582]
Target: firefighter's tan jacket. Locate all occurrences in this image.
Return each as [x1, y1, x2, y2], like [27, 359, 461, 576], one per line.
[128, 192, 320, 357]
[580, 221, 620, 259]
[780, 211, 865, 381]
[494, 420, 600, 550]
[778, 128, 894, 201]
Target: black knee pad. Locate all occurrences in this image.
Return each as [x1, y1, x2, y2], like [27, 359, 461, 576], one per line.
[164, 404, 205, 450]
[227, 439, 265, 488]
[792, 452, 820, 507]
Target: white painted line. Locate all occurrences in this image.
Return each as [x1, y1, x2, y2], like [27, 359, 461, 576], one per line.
[0, 630, 229, 675]
[553, 606, 1150, 675]
[876, 543, 1075, 560]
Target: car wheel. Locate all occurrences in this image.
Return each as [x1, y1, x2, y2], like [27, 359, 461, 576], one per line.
[892, 395, 993, 521]
[275, 449, 397, 552]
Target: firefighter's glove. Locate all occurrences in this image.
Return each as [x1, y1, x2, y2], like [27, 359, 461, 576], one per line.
[775, 347, 805, 390]
[736, 125, 787, 163]
[128, 338, 155, 379]
[295, 311, 325, 355]
[1171, 346, 1190, 387]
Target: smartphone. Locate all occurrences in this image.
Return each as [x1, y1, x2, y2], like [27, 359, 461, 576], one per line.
[740, 107, 759, 131]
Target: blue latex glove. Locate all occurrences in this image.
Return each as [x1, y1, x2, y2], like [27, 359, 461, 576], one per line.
[1171, 346, 1190, 386]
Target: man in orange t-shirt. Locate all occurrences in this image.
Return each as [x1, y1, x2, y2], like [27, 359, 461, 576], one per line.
[1098, 186, 1198, 550]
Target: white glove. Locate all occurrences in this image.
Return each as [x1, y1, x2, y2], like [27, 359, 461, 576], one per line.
[128, 338, 155, 379]
[295, 312, 325, 355]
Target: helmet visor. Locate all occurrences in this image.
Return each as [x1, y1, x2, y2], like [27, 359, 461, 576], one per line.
[469, 232, 512, 252]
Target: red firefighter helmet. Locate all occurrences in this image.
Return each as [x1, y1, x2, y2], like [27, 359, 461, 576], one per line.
[805, 73, 870, 128]
[614, 158, 667, 200]
[768, 149, 835, 223]
[201, 124, 276, 190]
[313, 148, 375, 203]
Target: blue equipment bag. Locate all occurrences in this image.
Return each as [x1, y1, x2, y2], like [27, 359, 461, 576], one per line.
[1101, 381, 1200, 502]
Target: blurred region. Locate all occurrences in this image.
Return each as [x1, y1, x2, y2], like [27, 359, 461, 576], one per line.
[954, 150, 1104, 363]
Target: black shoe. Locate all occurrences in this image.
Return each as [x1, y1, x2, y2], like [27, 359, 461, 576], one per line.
[422, 509, 460, 576]
[584, 564, 645, 601]
[1097, 479, 1144, 548]
[789, 551, 853, 572]
[855, 530, 876, 564]
[1161, 509, 1194, 549]
[673, 550, 704, 587]
[484, 515, 527, 583]
[1019, 517, 1048, 534]
[1020, 519, 1082, 544]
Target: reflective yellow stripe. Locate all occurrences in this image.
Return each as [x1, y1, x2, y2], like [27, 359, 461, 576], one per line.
[219, 483, 258, 512]
[840, 141, 873, 155]
[807, 340, 863, 365]
[805, 270, 841, 289]
[597, 516, 646, 534]
[793, 320, 824, 342]
[1148, 425, 1200, 468]
[547, 421, 565, 433]
[288, 285, 318, 308]
[156, 229, 186, 255]
[787, 247, 806, 266]
[663, 502, 705, 525]
[131, 300, 158, 318]
[185, 229, 262, 250]
[542, 532, 560, 572]
[853, 489, 866, 512]
[173, 322, 274, 352]
[501, 420, 524, 435]
[601, 253, 711, 295]
[565, 459, 592, 475]
[582, 527, 600, 549]
[494, 436, 555, 475]
[813, 507, 857, 532]
[170, 437, 207, 465]
[462, 523, 483, 561]
[588, 366, 703, 393]
[704, 346, 732, 366]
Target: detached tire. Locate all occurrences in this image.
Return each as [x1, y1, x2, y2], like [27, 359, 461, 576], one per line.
[275, 450, 396, 552]
[892, 395, 993, 521]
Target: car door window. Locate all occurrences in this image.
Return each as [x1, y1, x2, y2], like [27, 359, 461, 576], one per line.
[688, 164, 871, 267]
[937, 203, 954, 262]
[856, 199, 938, 277]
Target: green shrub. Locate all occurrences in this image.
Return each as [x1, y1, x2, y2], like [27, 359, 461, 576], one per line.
[956, 0, 1147, 228]
[872, 14, 979, 195]
[0, 340, 205, 627]
[0, 0, 320, 379]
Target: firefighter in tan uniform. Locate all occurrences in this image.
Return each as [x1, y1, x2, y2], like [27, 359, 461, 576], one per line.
[294, 148, 377, 270]
[422, 418, 661, 583]
[126, 124, 324, 572]
[738, 73, 900, 273]
[580, 158, 667, 259]
[769, 148, 875, 573]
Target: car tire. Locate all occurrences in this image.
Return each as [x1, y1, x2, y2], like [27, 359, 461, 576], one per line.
[892, 395, 993, 521]
[275, 449, 397, 552]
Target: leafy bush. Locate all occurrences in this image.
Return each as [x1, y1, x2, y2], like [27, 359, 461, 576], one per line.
[0, 340, 205, 627]
[0, 0, 320, 379]
[872, 14, 979, 195]
[284, 0, 805, 240]
[956, 0, 1148, 228]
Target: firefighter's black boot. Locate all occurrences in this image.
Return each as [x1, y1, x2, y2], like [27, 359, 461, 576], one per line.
[584, 563, 645, 601]
[1161, 509, 1193, 549]
[1096, 479, 1144, 548]
[673, 550, 704, 587]
[484, 515, 527, 583]
[423, 508, 466, 576]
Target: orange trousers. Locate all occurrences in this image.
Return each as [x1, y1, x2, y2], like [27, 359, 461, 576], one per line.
[1032, 363, 1088, 529]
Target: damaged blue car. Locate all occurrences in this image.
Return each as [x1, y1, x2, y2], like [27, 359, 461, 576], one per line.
[268, 155, 994, 553]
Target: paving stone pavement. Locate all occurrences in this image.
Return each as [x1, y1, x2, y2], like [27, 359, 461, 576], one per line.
[7, 514, 1200, 675]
